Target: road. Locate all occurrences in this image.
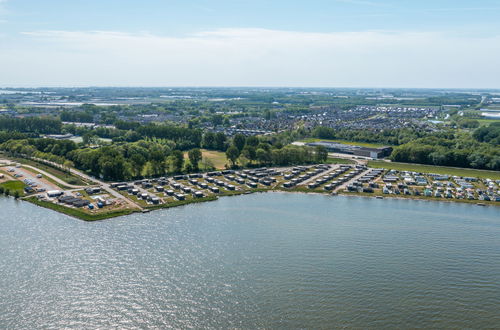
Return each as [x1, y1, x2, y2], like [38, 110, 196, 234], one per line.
[334, 168, 372, 193]
[299, 165, 340, 186]
[0, 158, 86, 189]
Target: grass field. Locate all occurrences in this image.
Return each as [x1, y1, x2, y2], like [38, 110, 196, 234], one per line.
[325, 157, 355, 165]
[0, 180, 26, 196]
[184, 149, 228, 170]
[368, 160, 500, 180]
[201, 149, 228, 169]
[477, 119, 500, 127]
[300, 138, 390, 148]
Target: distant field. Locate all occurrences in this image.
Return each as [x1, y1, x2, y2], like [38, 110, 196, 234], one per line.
[368, 160, 500, 180]
[477, 119, 500, 127]
[184, 149, 228, 170]
[202, 150, 228, 169]
[300, 138, 389, 148]
[326, 157, 355, 165]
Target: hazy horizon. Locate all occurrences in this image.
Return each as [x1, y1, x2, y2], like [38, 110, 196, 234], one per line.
[1, 0, 499, 88]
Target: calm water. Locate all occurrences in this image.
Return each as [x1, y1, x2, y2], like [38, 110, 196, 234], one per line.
[1, 193, 500, 328]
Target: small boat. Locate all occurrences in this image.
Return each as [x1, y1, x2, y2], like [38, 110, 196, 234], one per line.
[376, 196, 384, 199]
[476, 203, 486, 206]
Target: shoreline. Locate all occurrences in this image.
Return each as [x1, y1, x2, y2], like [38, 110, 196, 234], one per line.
[22, 187, 500, 221]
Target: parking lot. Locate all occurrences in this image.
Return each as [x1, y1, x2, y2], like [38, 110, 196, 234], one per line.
[6, 166, 60, 193]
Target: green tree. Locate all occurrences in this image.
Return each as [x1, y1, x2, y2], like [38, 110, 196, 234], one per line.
[202, 132, 216, 149]
[315, 145, 328, 163]
[242, 145, 257, 164]
[188, 148, 202, 171]
[215, 132, 227, 151]
[256, 148, 270, 165]
[233, 134, 246, 151]
[246, 136, 259, 147]
[171, 150, 184, 173]
[225, 145, 240, 167]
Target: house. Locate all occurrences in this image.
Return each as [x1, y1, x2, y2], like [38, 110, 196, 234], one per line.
[193, 191, 204, 198]
[85, 187, 101, 195]
[47, 190, 63, 198]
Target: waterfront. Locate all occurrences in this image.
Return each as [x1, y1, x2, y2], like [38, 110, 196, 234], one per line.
[1, 193, 500, 328]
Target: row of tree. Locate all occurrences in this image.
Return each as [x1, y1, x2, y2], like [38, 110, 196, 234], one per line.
[0, 116, 62, 134]
[224, 134, 328, 167]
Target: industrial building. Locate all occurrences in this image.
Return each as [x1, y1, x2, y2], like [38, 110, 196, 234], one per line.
[306, 141, 392, 159]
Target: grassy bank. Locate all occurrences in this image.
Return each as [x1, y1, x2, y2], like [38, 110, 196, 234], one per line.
[0, 180, 26, 197]
[368, 160, 500, 180]
[25, 197, 136, 221]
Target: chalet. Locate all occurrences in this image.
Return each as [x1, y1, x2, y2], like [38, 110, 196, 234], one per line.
[47, 190, 63, 198]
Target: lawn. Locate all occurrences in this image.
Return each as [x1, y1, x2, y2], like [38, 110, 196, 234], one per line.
[300, 138, 390, 148]
[0, 180, 26, 196]
[184, 149, 228, 170]
[368, 160, 500, 180]
[477, 119, 500, 127]
[325, 157, 355, 165]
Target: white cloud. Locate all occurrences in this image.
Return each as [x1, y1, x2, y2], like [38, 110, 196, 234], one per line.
[0, 0, 8, 16]
[2, 28, 500, 88]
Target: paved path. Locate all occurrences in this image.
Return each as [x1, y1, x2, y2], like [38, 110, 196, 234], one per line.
[299, 165, 340, 186]
[334, 168, 371, 193]
[0, 158, 86, 189]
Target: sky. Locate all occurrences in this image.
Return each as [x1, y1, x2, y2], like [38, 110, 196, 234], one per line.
[0, 0, 500, 88]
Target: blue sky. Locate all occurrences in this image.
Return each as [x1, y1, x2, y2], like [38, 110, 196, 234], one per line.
[1, 0, 500, 88]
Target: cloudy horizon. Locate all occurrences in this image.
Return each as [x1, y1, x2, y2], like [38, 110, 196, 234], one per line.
[1, 0, 499, 88]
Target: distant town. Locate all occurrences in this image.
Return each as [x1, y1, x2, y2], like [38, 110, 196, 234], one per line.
[0, 87, 499, 220]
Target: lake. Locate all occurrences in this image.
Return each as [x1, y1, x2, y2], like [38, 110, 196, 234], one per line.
[1, 193, 499, 328]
